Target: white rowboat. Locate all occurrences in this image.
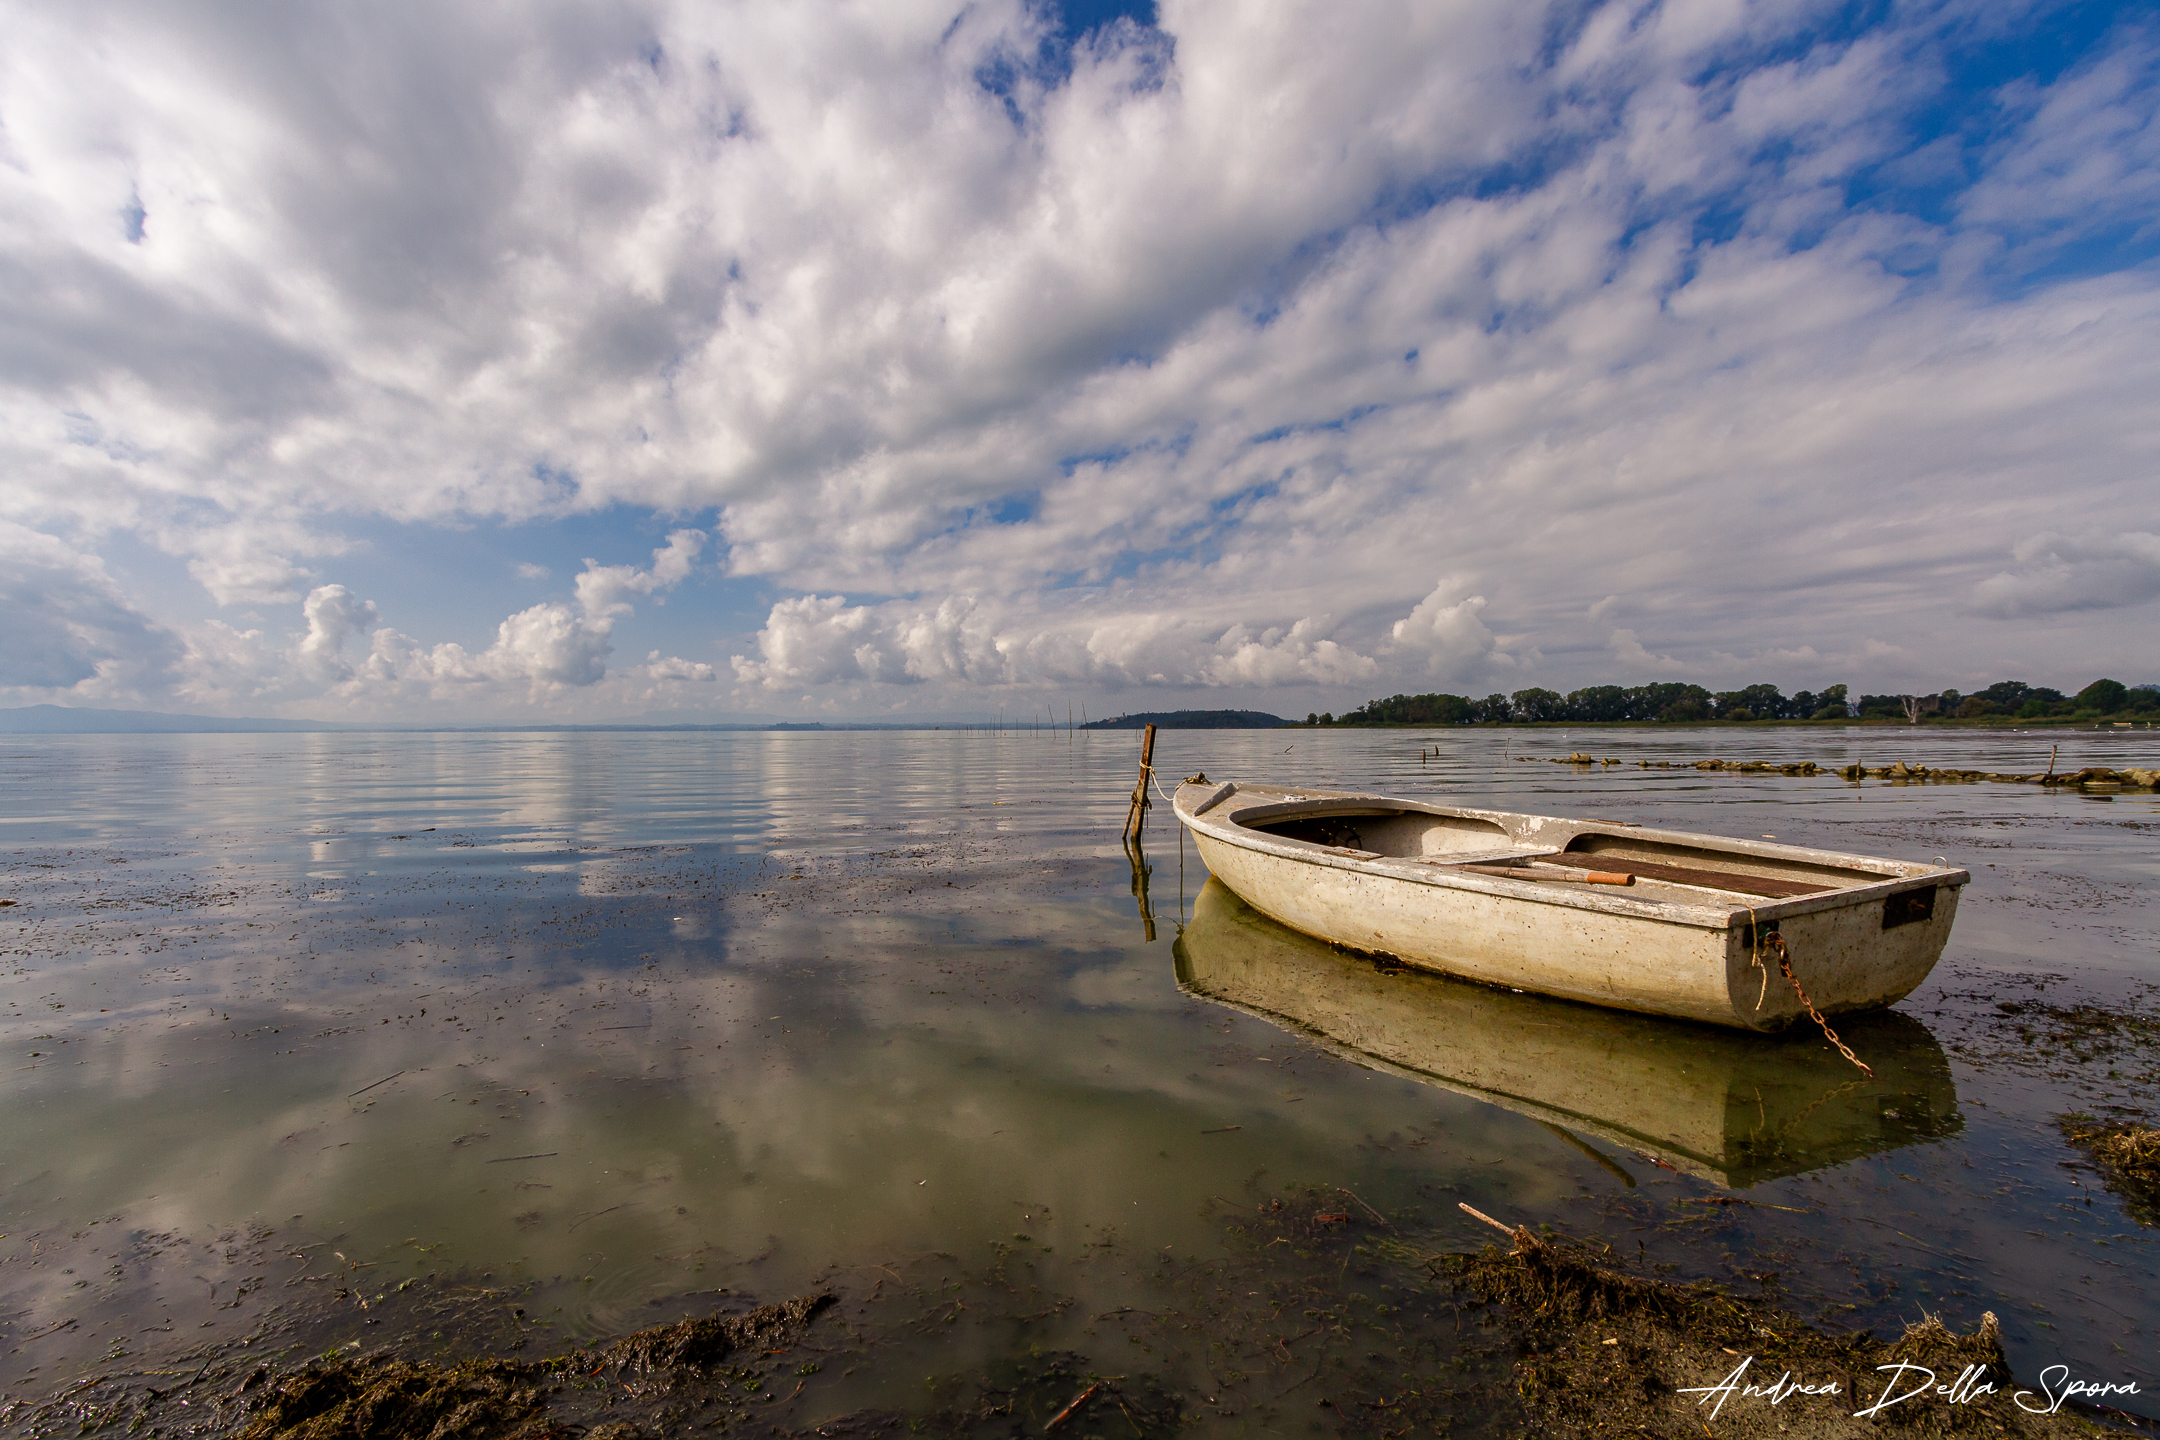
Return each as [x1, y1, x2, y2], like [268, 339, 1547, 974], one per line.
[1171, 778, 1967, 1032]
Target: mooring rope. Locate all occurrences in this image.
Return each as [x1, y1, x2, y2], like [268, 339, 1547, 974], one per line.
[1745, 904, 1772, 1012]
[1149, 765, 1182, 809]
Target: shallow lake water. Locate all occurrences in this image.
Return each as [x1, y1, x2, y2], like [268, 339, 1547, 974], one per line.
[2, 725, 2155, 1433]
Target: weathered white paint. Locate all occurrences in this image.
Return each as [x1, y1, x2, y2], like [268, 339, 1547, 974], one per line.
[1172, 780, 1967, 1031]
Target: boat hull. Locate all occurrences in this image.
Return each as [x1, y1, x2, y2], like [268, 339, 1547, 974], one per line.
[1177, 781, 1965, 1031]
[1175, 877, 1960, 1186]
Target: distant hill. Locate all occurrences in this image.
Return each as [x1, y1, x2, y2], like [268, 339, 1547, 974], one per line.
[1081, 709, 1292, 730]
[0, 705, 338, 734]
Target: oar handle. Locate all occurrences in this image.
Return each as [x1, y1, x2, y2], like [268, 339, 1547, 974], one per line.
[1452, 862, 1635, 886]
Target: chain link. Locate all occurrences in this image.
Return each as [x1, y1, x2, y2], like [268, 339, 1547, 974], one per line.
[1758, 930, 1874, 1079]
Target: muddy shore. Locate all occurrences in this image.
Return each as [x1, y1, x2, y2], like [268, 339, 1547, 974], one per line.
[8, 1180, 2140, 1439]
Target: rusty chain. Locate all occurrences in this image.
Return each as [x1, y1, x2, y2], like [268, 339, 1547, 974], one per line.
[1757, 929, 1874, 1079]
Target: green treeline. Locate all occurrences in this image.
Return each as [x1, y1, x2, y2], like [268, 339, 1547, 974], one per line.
[1307, 678, 2158, 727]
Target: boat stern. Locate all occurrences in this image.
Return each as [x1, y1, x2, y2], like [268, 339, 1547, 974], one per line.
[1721, 877, 1965, 1031]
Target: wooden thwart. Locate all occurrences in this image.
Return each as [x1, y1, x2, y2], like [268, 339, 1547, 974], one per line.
[1427, 856, 1830, 896]
[1564, 857, 1835, 898]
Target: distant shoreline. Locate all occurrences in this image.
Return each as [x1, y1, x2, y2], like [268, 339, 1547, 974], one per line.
[3, 702, 2151, 736]
[1310, 716, 2157, 730]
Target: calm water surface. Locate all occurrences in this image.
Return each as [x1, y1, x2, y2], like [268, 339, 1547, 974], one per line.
[2, 727, 2155, 1429]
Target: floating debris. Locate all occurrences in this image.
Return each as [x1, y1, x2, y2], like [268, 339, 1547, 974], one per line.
[1531, 753, 2159, 789]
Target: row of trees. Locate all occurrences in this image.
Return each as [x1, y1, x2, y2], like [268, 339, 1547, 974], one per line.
[1308, 678, 2155, 726]
[1860, 678, 2156, 721]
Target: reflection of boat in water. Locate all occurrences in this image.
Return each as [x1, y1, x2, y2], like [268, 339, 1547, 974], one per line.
[1172, 779, 1967, 1030]
[1174, 878, 1961, 1188]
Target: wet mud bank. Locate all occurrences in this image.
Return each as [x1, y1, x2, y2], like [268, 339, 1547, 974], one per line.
[6, 1181, 2143, 1439]
[0, 1188, 1502, 1439]
[233, 1295, 836, 1440]
[2, 1289, 843, 1440]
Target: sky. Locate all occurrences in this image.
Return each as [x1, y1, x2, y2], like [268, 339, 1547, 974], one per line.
[2, 0, 2156, 722]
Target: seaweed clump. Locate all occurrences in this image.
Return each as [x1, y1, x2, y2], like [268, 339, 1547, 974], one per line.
[230, 1356, 553, 1440]
[603, 1292, 833, 1376]
[232, 1295, 834, 1440]
[1453, 1221, 1742, 1331]
[1449, 1221, 2105, 1437]
[2060, 1116, 2160, 1225]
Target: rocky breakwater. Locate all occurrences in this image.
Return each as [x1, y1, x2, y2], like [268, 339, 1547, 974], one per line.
[1535, 754, 2160, 790]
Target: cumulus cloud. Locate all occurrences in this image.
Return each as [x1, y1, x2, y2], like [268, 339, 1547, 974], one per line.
[573, 530, 705, 618]
[1969, 532, 2160, 619]
[731, 596, 1012, 690]
[374, 603, 614, 688]
[360, 531, 707, 694]
[732, 593, 1388, 694]
[640, 651, 716, 682]
[1202, 621, 1379, 687]
[1, 3, 2155, 713]
[295, 585, 379, 681]
[1387, 580, 1502, 681]
[151, 529, 717, 714]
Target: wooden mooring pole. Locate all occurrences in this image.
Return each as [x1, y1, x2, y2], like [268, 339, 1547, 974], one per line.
[1122, 723, 1158, 841]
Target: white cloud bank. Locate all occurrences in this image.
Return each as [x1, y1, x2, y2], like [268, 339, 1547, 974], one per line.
[729, 594, 1382, 692]
[158, 532, 715, 715]
[2, 0, 2156, 717]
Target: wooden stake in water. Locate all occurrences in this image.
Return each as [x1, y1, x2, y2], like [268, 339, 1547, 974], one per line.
[1124, 833, 1155, 942]
[1122, 723, 1158, 841]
